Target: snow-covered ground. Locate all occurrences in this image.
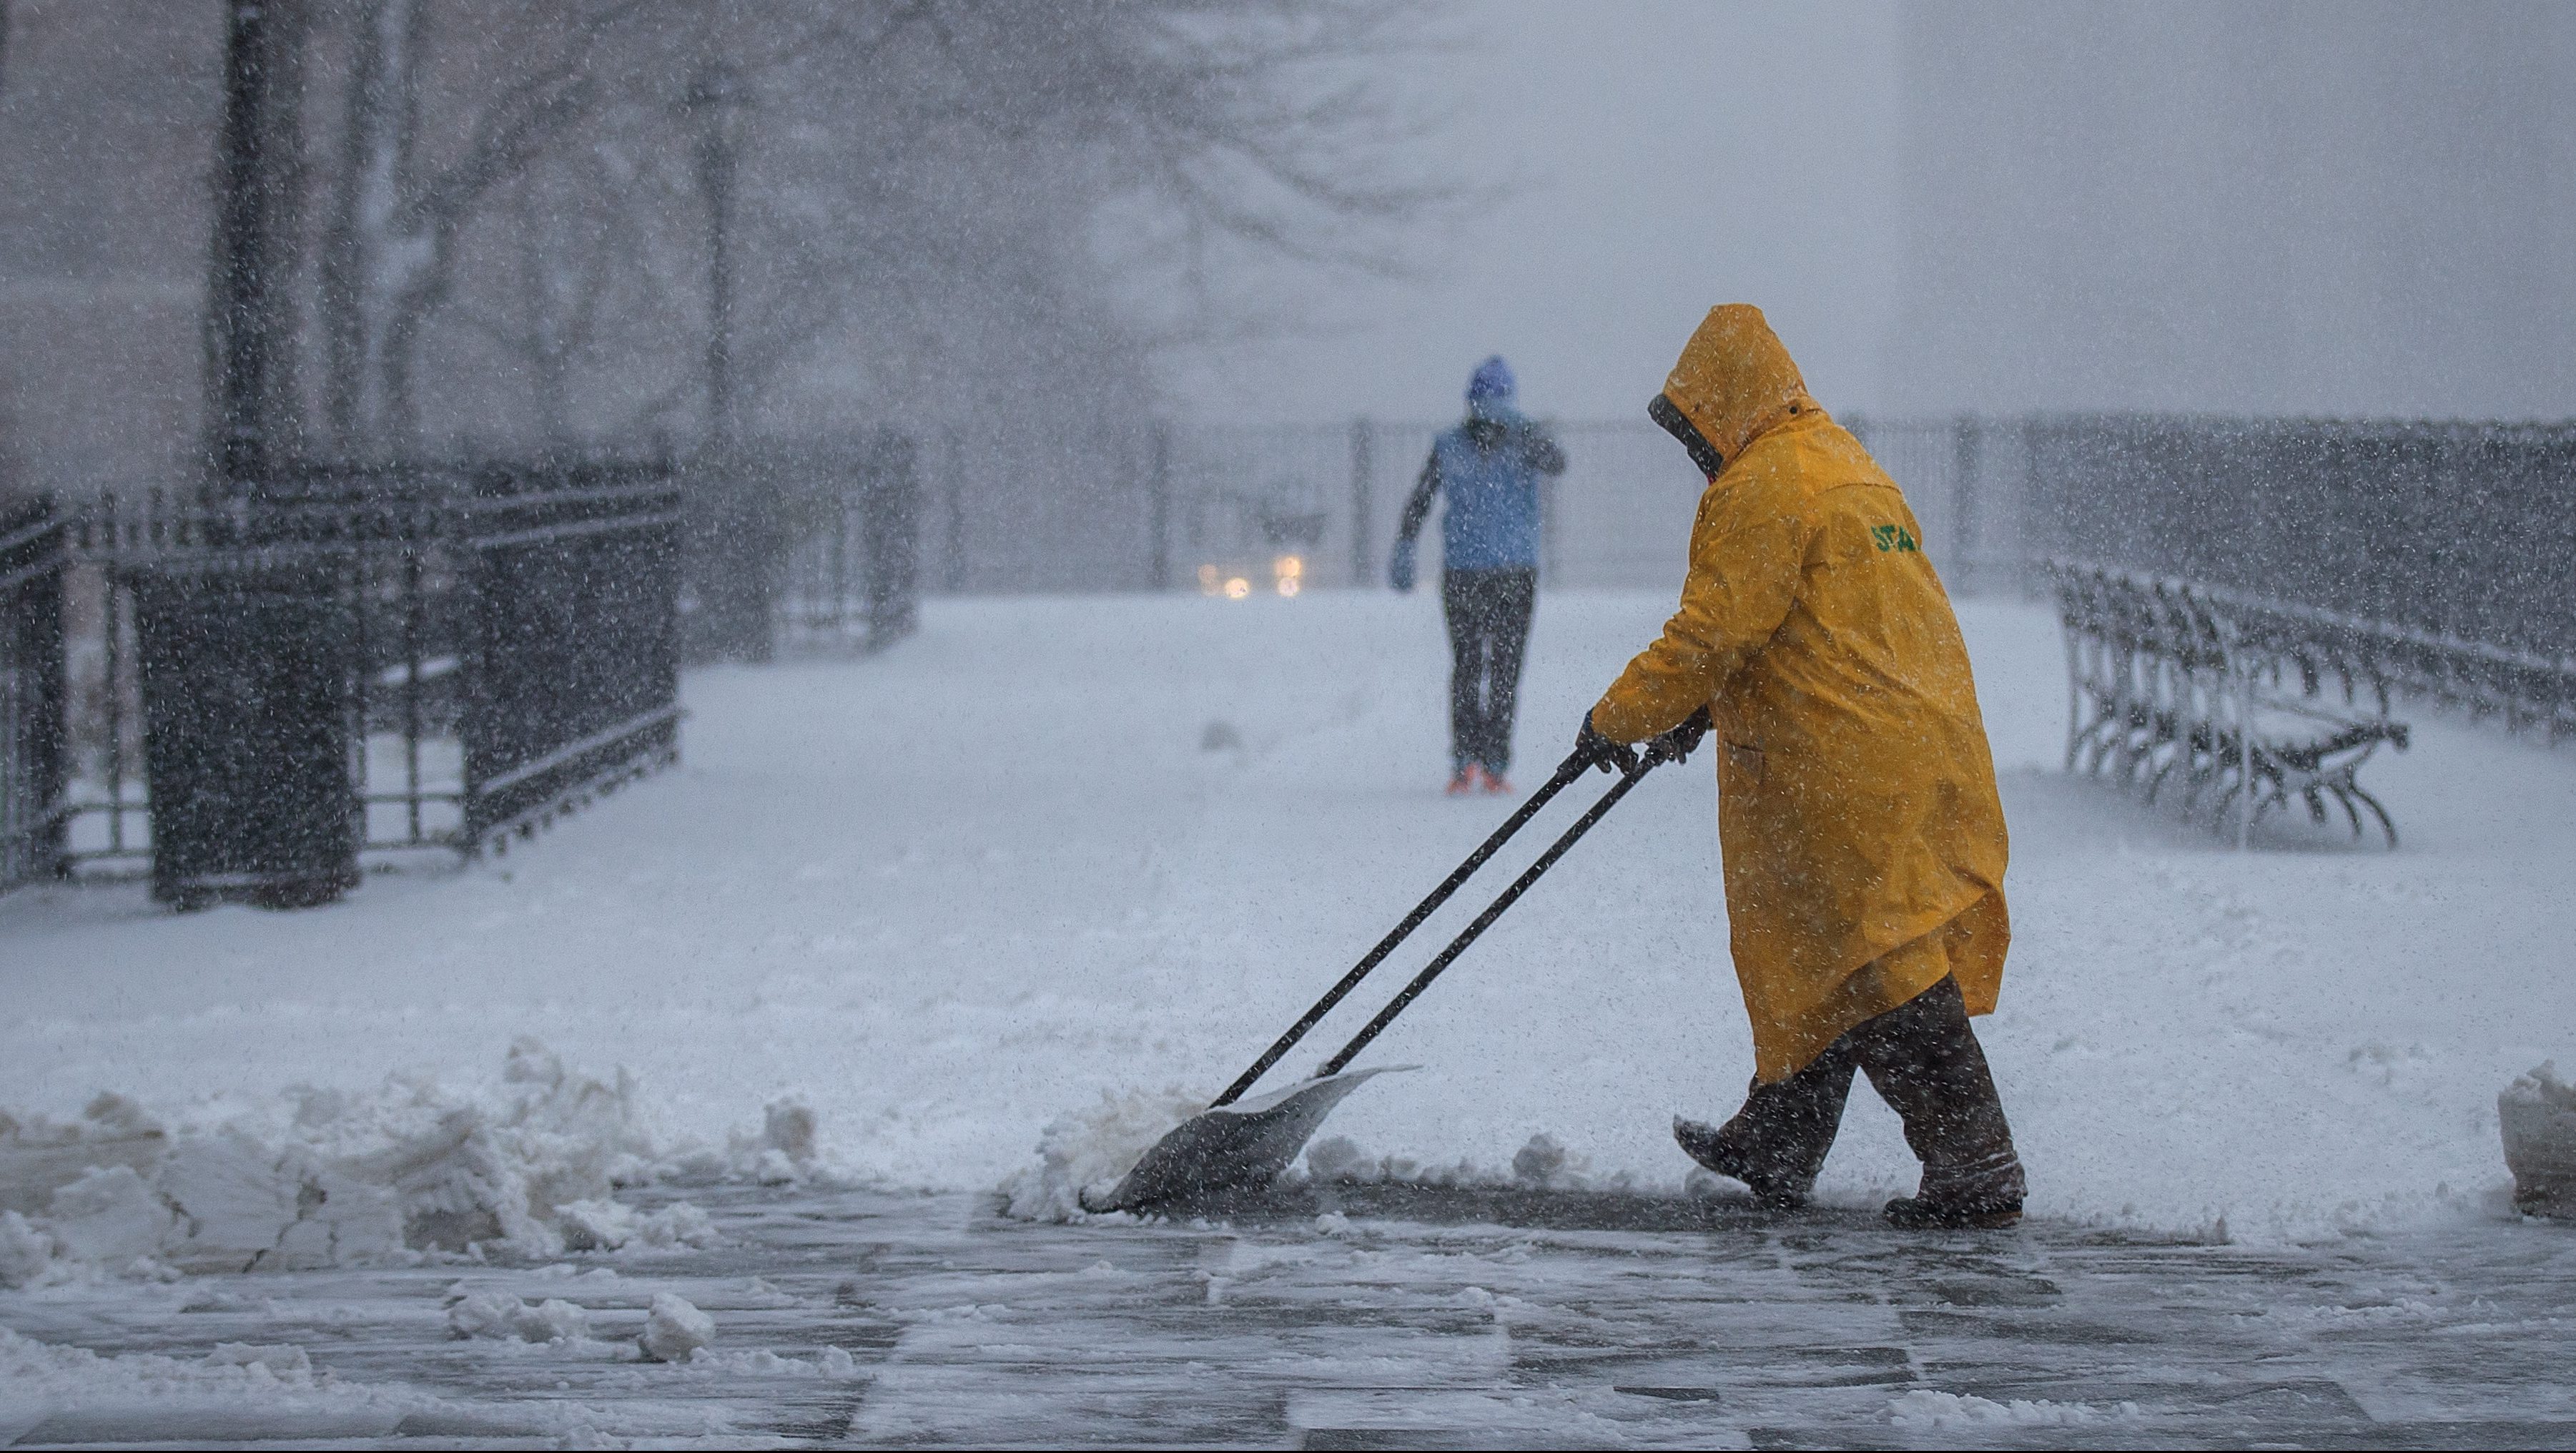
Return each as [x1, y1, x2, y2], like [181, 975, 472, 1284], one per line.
[3, 587, 2570, 1250]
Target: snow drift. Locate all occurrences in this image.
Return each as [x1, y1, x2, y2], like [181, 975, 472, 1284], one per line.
[0, 1039, 819, 1286]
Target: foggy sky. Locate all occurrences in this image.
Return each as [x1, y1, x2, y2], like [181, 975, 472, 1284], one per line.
[1161, 0, 2576, 427]
[1889, 0, 2576, 419]
[1154, 1, 1905, 426]
[5, 0, 2569, 492]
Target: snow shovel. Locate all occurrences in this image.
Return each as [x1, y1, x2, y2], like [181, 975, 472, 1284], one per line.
[1081, 746, 1666, 1213]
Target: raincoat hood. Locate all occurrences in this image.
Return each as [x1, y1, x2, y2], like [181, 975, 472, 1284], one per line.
[1466, 355, 1517, 420]
[1659, 305, 1820, 468]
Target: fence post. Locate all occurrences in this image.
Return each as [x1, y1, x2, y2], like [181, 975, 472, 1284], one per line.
[0, 494, 70, 892]
[1951, 413, 1982, 593]
[2019, 417, 2042, 595]
[2233, 634, 2254, 851]
[1348, 418, 1373, 588]
[866, 431, 921, 643]
[942, 426, 965, 593]
[1147, 422, 1171, 591]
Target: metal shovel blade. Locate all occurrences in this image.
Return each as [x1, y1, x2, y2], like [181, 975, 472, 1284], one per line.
[1079, 1066, 1410, 1214]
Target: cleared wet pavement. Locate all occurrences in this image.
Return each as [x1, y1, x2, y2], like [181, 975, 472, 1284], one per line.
[5, 1182, 2574, 1447]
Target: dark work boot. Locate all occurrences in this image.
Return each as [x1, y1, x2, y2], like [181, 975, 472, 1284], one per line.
[1674, 1116, 1809, 1208]
[1852, 977, 2027, 1230]
[1676, 1050, 1857, 1209]
[1882, 1191, 2023, 1230]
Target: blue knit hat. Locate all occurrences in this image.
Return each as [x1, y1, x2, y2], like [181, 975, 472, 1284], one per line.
[1466, 355, 1515, 408]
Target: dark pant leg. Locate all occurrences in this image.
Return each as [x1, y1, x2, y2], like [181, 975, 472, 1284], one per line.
[1440, 573, 1491, 769]
[1847, 977, 2026, 1206]
[1711, 1039, 1860, 1201]
[1478, 569, 1536, 774]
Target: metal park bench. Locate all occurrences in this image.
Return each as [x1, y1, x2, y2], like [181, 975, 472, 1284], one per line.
[2048, 558, 2410, 847]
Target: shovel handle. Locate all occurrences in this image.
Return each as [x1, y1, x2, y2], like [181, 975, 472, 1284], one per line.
[1317, 753, 1655, 1079]
[1208, 748, 1594, 1108]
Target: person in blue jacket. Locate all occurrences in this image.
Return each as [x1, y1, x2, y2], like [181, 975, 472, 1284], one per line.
[1391, 356, 1567, 793]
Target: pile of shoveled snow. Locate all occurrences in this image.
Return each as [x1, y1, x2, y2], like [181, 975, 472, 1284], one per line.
[0, 1039, 822, 1286]
[995, 1097, 1687, 1223]
[997, 1085, 1206, 1221]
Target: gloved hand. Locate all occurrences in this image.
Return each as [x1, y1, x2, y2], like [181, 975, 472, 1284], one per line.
[1389, 538, 1417, 593]
[1572, 710, 1639, 775]
[1642, 705, 1713, 767]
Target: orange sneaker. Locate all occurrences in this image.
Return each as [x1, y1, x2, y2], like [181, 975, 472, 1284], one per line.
[1480, 768, 1514, 794]
[1446, 764, 1477, 795]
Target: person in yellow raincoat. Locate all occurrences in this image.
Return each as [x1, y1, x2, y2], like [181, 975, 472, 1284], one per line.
[1571, 304, 2024, 1229]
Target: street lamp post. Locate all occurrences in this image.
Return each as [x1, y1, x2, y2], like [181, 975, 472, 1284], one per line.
[686, 60, 748, 453]
[209, 0, 291, 497]
[680, 61, 773, 660]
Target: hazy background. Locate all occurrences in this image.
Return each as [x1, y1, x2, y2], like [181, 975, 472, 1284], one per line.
[1, 0, 2570, 504]
[1156, 0, 1906, 423]
[1172, 0, 2576, 425]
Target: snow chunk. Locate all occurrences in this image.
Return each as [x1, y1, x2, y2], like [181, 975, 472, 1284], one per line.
[204, 1343, 314, 1381]
[639, 1293, 714, 1363]
[2500, 1061, 2576, 1217]
[0, 1211, 53, 1289]
[157, 1131, 403, 1274]
[46, 1166, 174, 1267]
[1306, 1136, 1374, 1184]
[558, 1198, 717, 1253]
[0, 1324, 433, 1428]
[761, 1098, 818, 1166]
[1890, 1390, 2140, 1429]
[1309, 1131, 1632, 1195]
[446, 1292, 591, 1344]
[1508, 1133, 1612, 1190]
[997, 1085, 1204, 1221]
[661, 1093, 828, 1186]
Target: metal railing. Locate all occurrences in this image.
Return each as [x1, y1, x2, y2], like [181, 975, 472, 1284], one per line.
[2024, 415, 2576, 664]
[41, 464, 678, 902]
[2026, 414, 2576, 743]
[773, 431, 922, 654]
[931, 413, 2010, 601]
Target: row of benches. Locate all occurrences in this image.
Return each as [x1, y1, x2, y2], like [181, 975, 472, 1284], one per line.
[2047, 558, 2413, 847]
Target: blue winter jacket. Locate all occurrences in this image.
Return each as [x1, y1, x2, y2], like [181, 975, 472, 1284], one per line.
[1394, 406, 1568, 574]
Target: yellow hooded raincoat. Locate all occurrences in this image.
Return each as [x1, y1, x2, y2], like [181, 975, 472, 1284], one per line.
[1593, 305, 2010, 1083]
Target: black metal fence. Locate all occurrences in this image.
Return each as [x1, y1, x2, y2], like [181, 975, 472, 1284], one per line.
[2023, 416, 2576, 663]
[681, 433, 925, 662]
[1, 496, 69, 895]
[28, 463, 678, 906]
[773, 431, 922, 654]
[901, 415, 2010, 600]
[2024, 415, 2576, 739]
[459, 470, 681, 842]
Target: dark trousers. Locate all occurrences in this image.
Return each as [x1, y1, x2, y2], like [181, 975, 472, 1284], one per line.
[1719, 977, 2024, 1206]
[1441, 566, 1536, 774]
